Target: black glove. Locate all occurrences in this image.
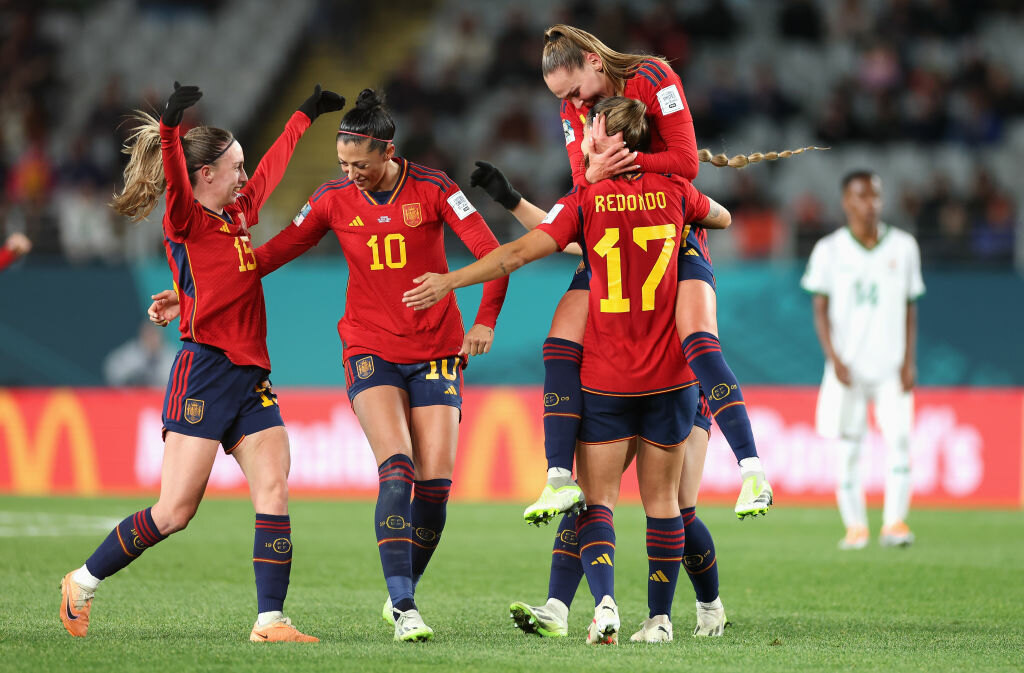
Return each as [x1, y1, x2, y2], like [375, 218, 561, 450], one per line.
[297, 84, 345, 122]
[162, 81, 202, 127]
[470, 161, 521, 210]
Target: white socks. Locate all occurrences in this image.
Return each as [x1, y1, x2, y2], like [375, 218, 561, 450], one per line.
[835, 438, 867, 529]
[738, 457, 764, 478]
[547, 467, 573, 481]
[257, 610, 285, 626]
[883, 435, 912, 527]
[72, 564, 101, 591]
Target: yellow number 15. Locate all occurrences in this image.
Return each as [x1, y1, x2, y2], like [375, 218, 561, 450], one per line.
[593, 224, 687, 312]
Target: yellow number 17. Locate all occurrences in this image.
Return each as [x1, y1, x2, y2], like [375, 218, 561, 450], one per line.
[593, 224, 686, 312]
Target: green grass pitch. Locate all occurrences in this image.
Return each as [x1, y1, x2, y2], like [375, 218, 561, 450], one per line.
[1, 496, 1022, 672]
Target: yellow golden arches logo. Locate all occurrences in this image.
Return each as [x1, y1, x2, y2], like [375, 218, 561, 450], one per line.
[0, 389, 100, 495]
[461, 391, 544, 501]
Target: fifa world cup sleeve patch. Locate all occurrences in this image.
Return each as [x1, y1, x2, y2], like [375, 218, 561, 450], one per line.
[656, 85, 685, 115]
[293, 201, 312, 226]
[562, 118, 576, 145]
[447, 190, 477, 220]
[542, 203, 565, 224]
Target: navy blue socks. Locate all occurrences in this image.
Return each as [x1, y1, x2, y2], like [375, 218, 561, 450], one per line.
[576, 505, 615, 604]
[542, 338, 584, 472]
[681, 507, 719, 603]
[85, 507, 166, 579]
[375, 454, 416, 612]
[253, 514, 291, 613]
[646, 516, 685, 618]
[410, 478, 451, 585]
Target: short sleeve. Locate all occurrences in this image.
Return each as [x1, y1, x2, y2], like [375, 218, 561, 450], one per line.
[801, 239, 831, 295]
[536, 193, 581, 251]
[906, 235, 926, 300]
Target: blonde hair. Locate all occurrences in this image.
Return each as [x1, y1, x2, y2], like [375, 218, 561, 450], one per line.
[542, 24, 668, 96]
[697, 146, 829, 168]
[588, 97, 829, 168]
[110, 111, 235, 221]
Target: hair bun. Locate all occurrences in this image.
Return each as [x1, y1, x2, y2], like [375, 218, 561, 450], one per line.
[355, 89, 384, 111]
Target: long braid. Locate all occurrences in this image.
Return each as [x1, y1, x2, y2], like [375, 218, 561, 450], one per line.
[698, 146, 829, 168]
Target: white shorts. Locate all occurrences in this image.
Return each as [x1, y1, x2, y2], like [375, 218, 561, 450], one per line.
[815, 363, 913, 440]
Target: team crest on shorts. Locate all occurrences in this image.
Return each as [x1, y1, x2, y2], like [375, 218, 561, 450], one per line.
[183, 398, 205, 424]
[402, 203, 423, 227]
[356, 356, 374, 379]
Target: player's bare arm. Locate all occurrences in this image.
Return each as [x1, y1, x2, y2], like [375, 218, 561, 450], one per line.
[901, 301, 918, 391]
[403, 230, 560, 310]
[699, 199, 731, 230]
[812, 293, 852, 385]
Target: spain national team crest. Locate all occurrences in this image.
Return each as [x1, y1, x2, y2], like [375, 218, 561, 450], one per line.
[183, 398, 205, 424]
[356, 356, 374, 380]
[402, 203, 423, 228]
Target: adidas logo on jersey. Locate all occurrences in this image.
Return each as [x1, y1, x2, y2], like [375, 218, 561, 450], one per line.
[349, 216, 365, 227]
[220, 223, 230, 233]
[443, 385, 457, 395]
[649, 570, 670, 583]
[591, 553, 613, 566]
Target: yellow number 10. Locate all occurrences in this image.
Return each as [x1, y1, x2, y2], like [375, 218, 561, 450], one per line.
[367, 234, 407, 270]
[593, 224, 678, 313]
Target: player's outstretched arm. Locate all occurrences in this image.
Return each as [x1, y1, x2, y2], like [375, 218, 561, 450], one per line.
[403, 229, 560, 310]
[470, 161, 583, 255]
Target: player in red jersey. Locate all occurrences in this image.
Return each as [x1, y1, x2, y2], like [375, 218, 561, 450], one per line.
[492, 25, 771, 523]
[0, 232, 31, 271]
[253, 89, 508, 642]
[58, 82, 343, 643]
[404, 97, 722, 644]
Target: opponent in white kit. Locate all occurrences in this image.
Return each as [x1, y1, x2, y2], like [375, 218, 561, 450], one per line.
[801, 170, 925, 550]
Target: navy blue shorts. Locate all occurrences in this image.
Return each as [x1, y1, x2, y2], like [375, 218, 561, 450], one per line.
[694, 390, 712, 433]
[345, 354, 463, 410]
[679, 256, 716, 289]
[566, 260, 590, 292]
[580, 383, 699, 447]
[162, 342, 284, 453]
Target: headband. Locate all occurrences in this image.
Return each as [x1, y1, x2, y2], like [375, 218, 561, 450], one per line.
[337, 129, 393, 144]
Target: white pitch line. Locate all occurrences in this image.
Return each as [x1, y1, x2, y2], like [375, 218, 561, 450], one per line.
[0, 511, 122, 537]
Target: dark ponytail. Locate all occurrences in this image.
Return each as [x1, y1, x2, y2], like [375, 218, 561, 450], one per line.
[337, 89, 395, 153]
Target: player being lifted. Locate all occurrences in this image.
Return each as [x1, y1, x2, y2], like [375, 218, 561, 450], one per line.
[510, 24, 773, 523]
[60, 82, 343, 642]
[801, 170, 924, 549]
[471, 100, 733, 641]
[253, 89, 508, 642]
[405, 97, 725, 644]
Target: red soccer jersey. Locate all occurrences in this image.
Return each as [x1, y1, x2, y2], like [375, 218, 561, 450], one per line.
[537, 173, 710, 395]
[255, 157, 509, 364]
[161, 111, 311, 370]
[560, 58, 698, 186]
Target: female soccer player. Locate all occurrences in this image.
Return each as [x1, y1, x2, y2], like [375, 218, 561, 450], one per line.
[508, 25, 771, 522]
[404, 97, 720, 644]
[252, 89, 508, 642]
[59, 82, 343, 642]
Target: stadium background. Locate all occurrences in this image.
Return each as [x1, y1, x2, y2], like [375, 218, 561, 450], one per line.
[0, 0, 1022, 508]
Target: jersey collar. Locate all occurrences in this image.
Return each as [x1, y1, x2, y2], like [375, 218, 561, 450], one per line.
[359, 158, 409, 206]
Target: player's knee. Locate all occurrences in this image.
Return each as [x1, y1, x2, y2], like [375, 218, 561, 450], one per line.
[255, 479, 289, 513]
[156, 503, 199, 534]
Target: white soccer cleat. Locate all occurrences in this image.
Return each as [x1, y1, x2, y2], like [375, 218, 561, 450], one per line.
[524, 475, 586, 526]
[838, 525, 869, 550]
[393, 608, 433, 642]
[382, 595, 395, 625]
[630, 614, 673, 643]
[509, 598, 569, 637]
[735, 472, 773, 519]
[693, 597, 728, 637]
[586, 595, 619, 645]
[879, 522, 914, 548]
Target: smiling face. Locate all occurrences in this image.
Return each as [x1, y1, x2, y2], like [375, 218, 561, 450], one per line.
[337, 138, 395, 192]
[544, 57, 613, 110]
[203, 141, 246, 209]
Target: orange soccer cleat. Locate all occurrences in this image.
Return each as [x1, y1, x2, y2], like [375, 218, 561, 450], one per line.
[879, 521, 915, 547]
[59, 571, 94, 637]
[838, 525, 869, 550]
[249, 616, 319, 643]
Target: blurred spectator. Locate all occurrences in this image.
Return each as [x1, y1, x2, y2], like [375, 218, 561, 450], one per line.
[828, 0, 872, 44]
[684, 0, 740, 43]
[792, 192, 830, 257]
[103, 321, 177, 388]
[970, 194, 1016, 263]
[778, 0, 824, 43]
[751, 65, 800, 126]
[0, 231, 31, 272]
[728, 174, 786, 259]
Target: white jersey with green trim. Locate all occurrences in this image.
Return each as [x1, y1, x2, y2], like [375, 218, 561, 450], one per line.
[801, 223, 925, 383]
